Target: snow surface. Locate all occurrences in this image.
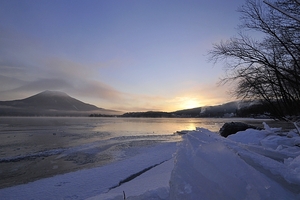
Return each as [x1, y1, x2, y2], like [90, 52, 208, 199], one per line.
[169, 127, 300, 200]
[1, 123, 300, 199]
[0, 142, 177, 200]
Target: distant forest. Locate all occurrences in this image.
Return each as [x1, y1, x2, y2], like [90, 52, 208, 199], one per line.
[90, 101, 275, 118]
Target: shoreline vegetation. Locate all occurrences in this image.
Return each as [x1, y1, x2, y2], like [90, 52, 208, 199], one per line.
[90, 102, 277, 119]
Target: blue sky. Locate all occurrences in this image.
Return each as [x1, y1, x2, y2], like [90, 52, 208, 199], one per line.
[0, 0, 245, 112]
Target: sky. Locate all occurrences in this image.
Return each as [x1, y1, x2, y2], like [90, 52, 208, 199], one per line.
[0, 0, 245, 112]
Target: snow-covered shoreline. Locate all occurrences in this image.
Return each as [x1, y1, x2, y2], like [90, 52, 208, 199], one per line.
[169, 126, 300, 199]
[1, 122, 300, 199]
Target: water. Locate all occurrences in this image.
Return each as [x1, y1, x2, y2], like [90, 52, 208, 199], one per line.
[0, 117, 276, 188]
[0, 117, 272, 157]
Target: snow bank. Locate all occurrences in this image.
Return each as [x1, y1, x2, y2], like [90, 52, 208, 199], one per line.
[169, 126, 300, 199]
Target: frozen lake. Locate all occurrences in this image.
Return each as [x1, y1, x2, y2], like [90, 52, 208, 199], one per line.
[0, 117, 276, 188]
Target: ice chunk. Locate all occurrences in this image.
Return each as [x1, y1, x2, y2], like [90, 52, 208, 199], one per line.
[263, 122, 282, 133]
[285, 155, 300, 173]
[227, 129, 268, 145]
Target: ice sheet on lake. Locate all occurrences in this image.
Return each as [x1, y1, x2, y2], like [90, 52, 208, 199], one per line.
[0, 142, 177, 200]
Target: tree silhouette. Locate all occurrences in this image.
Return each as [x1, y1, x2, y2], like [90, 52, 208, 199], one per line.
[209, 0, 300, 120]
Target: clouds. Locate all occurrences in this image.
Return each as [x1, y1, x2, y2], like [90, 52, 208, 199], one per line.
[0, 28, 126, 103]
[0, 32, 156, 111]
[0, 55, 127, 104]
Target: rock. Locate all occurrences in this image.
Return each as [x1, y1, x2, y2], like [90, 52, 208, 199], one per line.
[175, 130, 190, 135]
[219, 122, 259, 137]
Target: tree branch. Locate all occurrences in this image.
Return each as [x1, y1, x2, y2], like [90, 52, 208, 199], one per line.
[263, 0, 300, 22]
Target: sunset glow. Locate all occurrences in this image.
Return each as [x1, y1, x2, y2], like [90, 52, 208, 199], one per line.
[182, 98, 202, 110]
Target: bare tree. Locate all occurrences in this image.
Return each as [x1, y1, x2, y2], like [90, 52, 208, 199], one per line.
[209, 0, 300, 120]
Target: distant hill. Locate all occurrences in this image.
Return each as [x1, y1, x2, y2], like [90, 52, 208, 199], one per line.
[170, 102, 239, 117]
[121, 103, 239, 118]
[121, 111, 173, 118]
[171, 101, 271, 118]
[171, 107, 203, 117]
[121, 101, 267, 118]
[0, 90, 121, 116]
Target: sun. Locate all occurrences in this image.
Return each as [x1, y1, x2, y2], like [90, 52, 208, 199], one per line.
[182, 98, 201, 109]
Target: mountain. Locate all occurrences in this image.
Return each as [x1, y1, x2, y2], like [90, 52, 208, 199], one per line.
[11, 90, 99, 111]
[0, 90, 121, 116]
